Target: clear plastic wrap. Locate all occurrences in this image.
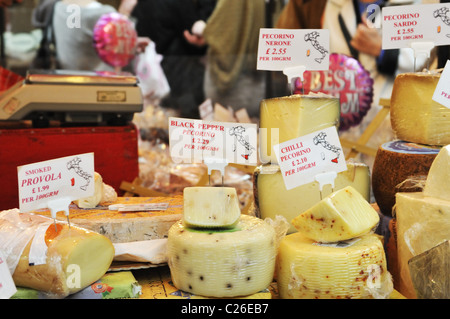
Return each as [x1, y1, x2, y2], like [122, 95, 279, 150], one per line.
[394, 192, 450, 298]
[408, 240, 450, 299]
[259, 93, 340, 164]
[390, 70, 450, 146]
[277, 232, 393, 299]
[0, 209, 114, 298]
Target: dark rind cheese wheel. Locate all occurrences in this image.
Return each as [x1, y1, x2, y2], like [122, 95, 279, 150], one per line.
[372, 140, 440, 216]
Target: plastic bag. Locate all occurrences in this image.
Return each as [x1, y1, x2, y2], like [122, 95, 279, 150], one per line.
[133, 41, 170, 102]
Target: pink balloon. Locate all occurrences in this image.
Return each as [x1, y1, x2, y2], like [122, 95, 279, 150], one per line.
[295, 53, 374, 132]
[93, 12, 137, 68]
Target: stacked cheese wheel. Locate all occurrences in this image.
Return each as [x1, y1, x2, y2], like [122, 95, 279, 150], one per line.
[259, 93, 340, 164]
[167, 186, 277, 298]
[277, 186, 393, 299]
[395, 145, 450, 299]
[372, 140, 440, 216]
[373, 70, 447, 216]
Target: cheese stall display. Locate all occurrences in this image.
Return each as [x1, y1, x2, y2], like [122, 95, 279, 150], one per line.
[2, 35, 450, 301]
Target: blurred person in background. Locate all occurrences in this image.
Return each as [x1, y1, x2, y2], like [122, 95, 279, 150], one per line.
[126, 0, 216, 119]
[184, 0, 266, 119]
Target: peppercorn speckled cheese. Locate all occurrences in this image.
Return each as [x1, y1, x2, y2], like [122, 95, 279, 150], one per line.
[183, 187, 241, 228]
[167, 214, 277, 298]
[259, 93, 340, 164]
[253, 162, 370, 234]
[277, 232, 392, 299]
[291, 186, 379, 242]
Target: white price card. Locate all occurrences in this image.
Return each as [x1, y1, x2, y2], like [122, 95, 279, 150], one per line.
[17, 153, 95, 213]
[257, 28, 330, 71]
[432, 60, 450, 109]
[169, 117, 258, 166]
[0, 250, 16, 299]
[273, 126, 347, 190]
[382, 3, 450, 50]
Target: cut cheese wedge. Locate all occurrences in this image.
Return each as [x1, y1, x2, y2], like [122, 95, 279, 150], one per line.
[0, 210, 115, 297]
[167, 215, 276, 298]
[423, 144, 450, 201]
[183, 187, 241, 228]
[390, 71, 450, 146]
[254, 162, 370, 234]
[395, 192, 450, 299]
[277, 232, 392, 299]
[291, 186, 379, 242]
[73, 172, 104, 208]
[259, 93, 340, 164]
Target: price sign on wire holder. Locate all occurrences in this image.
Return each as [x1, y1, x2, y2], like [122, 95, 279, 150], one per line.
[257, 28, 330, 90]
[382, 3, 450, 68]
[17, 153, 95, 225]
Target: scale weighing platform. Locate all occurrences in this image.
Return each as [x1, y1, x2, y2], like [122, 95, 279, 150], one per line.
[0, 70, 142, 209]
[0, 70, 143, 127]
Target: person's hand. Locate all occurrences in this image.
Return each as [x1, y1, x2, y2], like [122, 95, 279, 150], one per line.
[118, 0, 137, 16]
[183, 30, 206, 47]
[136, 37, 151, 53]
[350, 19, 382, 57]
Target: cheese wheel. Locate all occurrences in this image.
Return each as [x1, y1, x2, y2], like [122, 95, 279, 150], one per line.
[0, 209, 114, 297]
[34, 196, 183, 243]
[183, 187, 241, 228]
[259, 93, 340, 164]
[395, 192, 450, 299]
[390, 71, 450, 145]
[423, 144, 450, 201]
[277, 232, 392, 299]
[167, 215, 276, 298]
[372, 140, 440, 216]
[291, 186, 380, 243]
[253, 162, 370, 234]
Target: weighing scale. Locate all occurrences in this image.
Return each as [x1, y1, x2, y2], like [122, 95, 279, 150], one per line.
[0, 70, 143, 127]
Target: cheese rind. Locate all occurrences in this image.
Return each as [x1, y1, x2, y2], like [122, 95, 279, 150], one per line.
[423, 145, 450, 201]
[0, 210, 115, 297]
[276, 232, 392, 299]
[259, 93, 340, 164]
[34, 196, 183, 243]
[183, 187, 241, 228]
[254, 162, 370, 234]
[291, 186, 380, 242]
[167, 215, 276, 297]
[372, 140, 439, 216]
[395, 192, 450, 299]
[390, 71, 450, 145]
